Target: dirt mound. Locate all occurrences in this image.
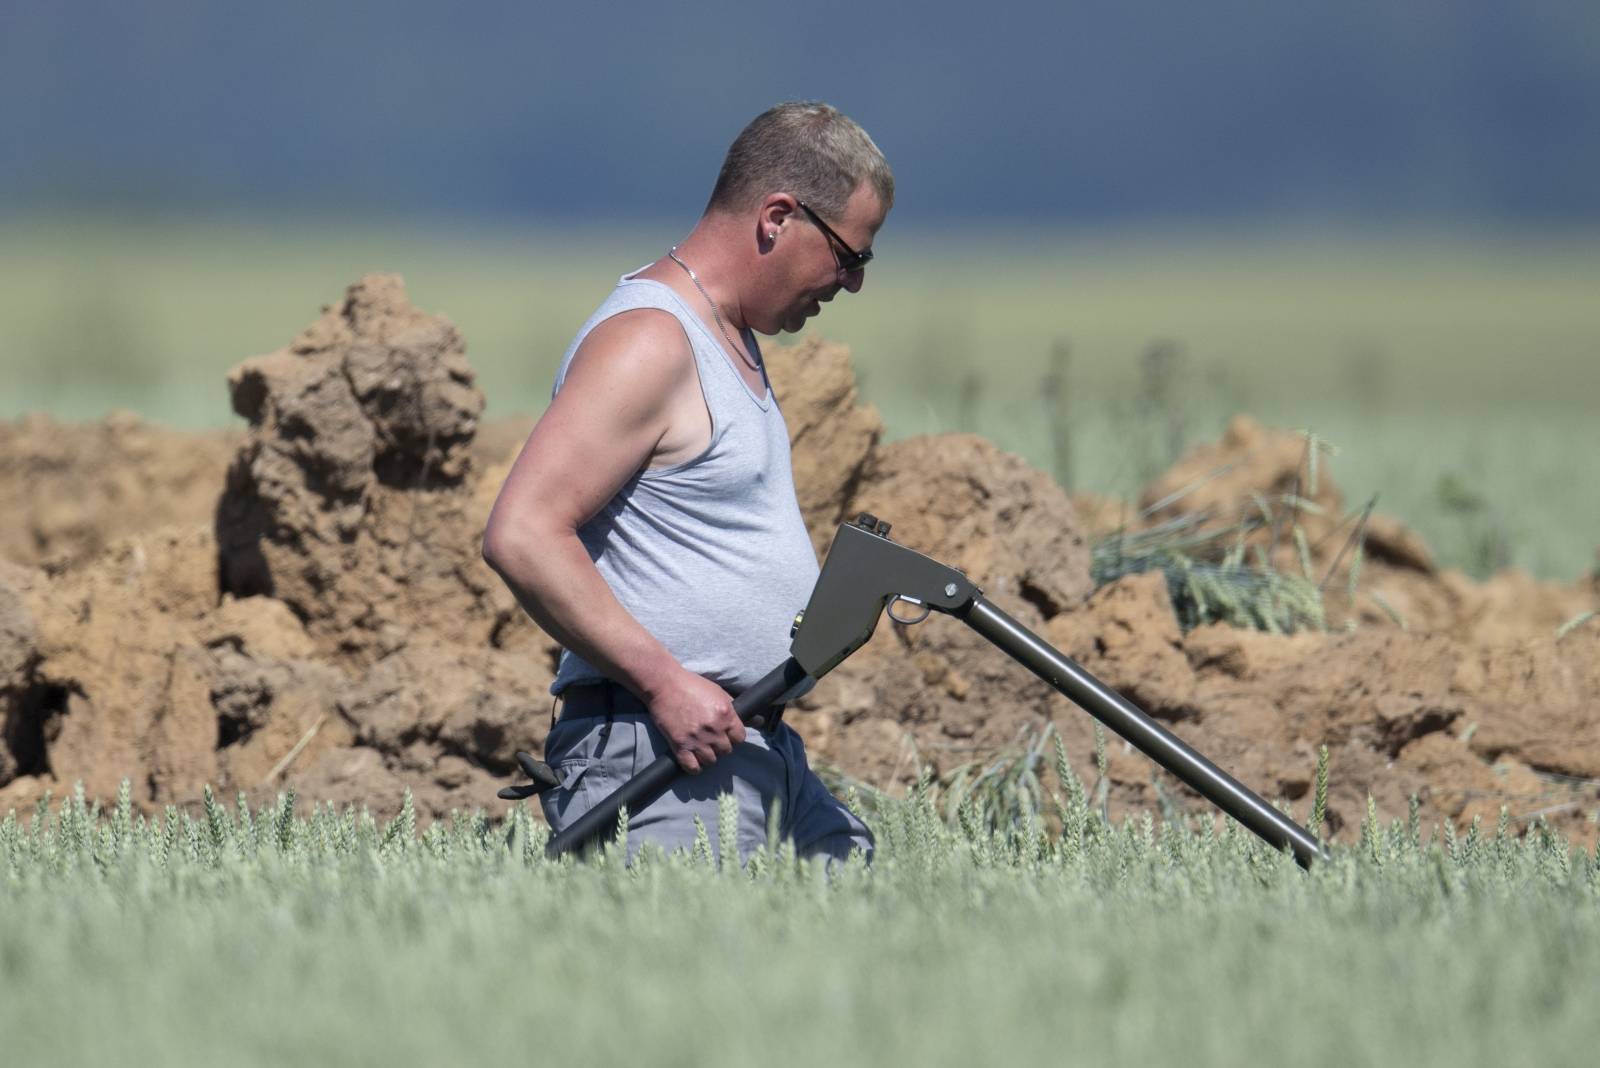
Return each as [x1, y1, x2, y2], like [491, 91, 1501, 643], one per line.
[765, 337, 884, 557]
[1133, 412, 1596, 642]
[217, 274, 498, 663]
[202, 595, 354, 798]
[0, 524, 359, 817]
[0, 522, 552, 823]
[4, 275, 1598, 846]
[848, 434, 1096, 617]
[781, 394, 1596, 841]
[0, 277, 565, 823]
[1140, 414, 1346, 545]
[0, 527, 224, 807]
[790, 431, 1098, 788]
[1136, 413, 1436, 580]
[332, 634, 554, 814]
[1035, 568, 1600, 839]
[1352, 565, 1598, 644]
[0, 411, 239, 571]
[0, 562, 40, 786]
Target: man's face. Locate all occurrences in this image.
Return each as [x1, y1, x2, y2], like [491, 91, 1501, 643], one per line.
[771, 183, 887, 334]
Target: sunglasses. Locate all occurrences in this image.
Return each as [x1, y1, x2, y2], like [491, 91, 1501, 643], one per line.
[796, 200, 874, 274]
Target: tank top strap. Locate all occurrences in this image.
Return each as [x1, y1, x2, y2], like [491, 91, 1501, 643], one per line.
[553, 274, 772, 413]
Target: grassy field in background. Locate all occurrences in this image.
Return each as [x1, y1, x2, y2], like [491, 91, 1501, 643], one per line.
[2, 214, 1596, 579]
[3, 783, 1599, 1067]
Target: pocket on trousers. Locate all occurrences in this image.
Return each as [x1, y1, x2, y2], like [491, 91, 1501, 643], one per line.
[555, 757, 591, 792]
[540, 757, 595, 832]
[540, 732, 631, 832]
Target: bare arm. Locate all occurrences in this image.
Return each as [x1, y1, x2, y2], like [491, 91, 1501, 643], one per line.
[481, 310, 743, 772]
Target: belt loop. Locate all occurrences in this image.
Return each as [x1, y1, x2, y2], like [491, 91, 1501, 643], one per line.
[598, 681, 616, 756]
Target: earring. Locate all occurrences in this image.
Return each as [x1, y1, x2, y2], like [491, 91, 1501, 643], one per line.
[767, 231, 777, 241]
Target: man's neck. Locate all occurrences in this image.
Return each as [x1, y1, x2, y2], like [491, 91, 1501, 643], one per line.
[666, 216, 749, 333]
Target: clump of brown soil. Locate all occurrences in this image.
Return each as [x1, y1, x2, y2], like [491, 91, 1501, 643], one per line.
[1137, 414, 1435, 579]
[0, 562, 42, 786]
[0, 276, 551, 822]
[1054, 414, 1600, 837]
[1140, 414, 1344, 538]
[780, 430, 1098, 787]
[1, 527, 230, 806]
[1177, 618, 1600, 837]
[329, 634, 554, 811]
[1127, 412, 1596, 642]
[842, 433, 1096, 618]
[1351, 565, 1599, 645]
[780, 386, 1597, 842]
[216, 274, 497, 664]
[767, 336, 885, 558]
[0, 411, 238, 571]
[4, 275, 1598, 847]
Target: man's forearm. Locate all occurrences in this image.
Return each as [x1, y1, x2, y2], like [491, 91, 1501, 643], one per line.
[483, 526, 681, 701]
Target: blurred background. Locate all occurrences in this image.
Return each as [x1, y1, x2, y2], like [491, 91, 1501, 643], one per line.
[3, 1, 1597, 578]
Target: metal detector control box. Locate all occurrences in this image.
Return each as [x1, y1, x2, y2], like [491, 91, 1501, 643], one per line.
[789, 513, 979, 677]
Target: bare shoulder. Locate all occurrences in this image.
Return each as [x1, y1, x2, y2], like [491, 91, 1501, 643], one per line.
[562, 307, 694, 405]
[487, 307, 699, 538]
[557, 304, 711, 471]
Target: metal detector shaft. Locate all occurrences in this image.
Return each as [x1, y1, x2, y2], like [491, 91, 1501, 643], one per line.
[962, 596, 1326, 869]
[543, 657, 809, 859]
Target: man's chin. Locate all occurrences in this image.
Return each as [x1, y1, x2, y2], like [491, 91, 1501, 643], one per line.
[786, 305, 821, 333]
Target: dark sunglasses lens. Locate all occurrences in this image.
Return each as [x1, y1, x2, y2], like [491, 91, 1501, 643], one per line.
[828, 240, 869, 273]
[804, 203, 871, 272]
[841, 249, 871, 272]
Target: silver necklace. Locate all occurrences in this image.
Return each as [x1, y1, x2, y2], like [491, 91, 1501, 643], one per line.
[667, 246, 761, 372]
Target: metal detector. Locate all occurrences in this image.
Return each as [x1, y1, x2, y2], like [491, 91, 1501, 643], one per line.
[500, 514, 1326, 868]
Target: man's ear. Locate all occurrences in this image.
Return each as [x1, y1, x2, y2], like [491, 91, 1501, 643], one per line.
[758, 193, 799, 241]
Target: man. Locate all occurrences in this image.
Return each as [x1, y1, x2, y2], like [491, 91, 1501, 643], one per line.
[481, 101, 892, 863]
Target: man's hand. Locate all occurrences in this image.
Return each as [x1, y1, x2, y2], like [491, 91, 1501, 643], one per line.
[645, 669, 747, 774]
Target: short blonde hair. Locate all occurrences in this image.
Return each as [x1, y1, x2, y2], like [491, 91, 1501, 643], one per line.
[707, 101, 894, 220]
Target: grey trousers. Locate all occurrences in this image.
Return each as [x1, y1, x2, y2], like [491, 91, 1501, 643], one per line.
[539, 685, 874, 865]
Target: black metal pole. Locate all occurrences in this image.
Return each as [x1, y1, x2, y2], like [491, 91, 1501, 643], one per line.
[544, 657, 810, 860]
[962, 596, 1326, 869]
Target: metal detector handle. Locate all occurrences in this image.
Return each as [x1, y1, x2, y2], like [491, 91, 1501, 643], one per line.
[544, 657, 810, 859]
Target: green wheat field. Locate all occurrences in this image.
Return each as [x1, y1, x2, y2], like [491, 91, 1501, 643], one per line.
[4, 772, 1599, 1068]
[3, 214, 1597, 579]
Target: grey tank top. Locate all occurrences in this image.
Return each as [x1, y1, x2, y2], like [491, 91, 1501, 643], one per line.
[548, 273, 821, 696]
